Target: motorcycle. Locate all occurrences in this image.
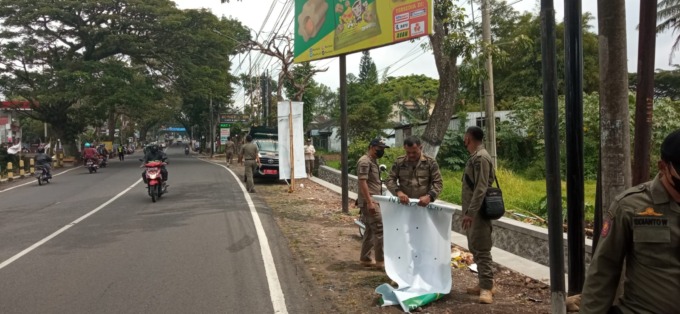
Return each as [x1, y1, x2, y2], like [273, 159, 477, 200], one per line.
[35, 166, 51, 185]
[142, 160, 167, 202]
[184, 147, 190, 155]
[86, 158, 99, 174]
[99, 155, 108, 168]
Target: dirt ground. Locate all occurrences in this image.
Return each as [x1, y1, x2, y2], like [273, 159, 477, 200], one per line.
[226, 160, 552, 313]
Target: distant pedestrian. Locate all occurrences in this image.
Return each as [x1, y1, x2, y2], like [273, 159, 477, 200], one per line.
[117, 144, 125, 161]
[234, 135, 242, 165]
[357, 137, 389, 269]
[578, 129, 680, 313]
[241, 135, 260, 193]
[461, 126, 496, 304]
[304, 138, 316, 177]
[225, 137, 235, 166]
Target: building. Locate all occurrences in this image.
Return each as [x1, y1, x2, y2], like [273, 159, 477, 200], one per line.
[394, 111, 513, 146]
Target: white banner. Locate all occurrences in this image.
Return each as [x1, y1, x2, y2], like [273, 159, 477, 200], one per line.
[277, 101, 306, 180]
[7, 142, 21, 155]
[374, 195, 454, 312]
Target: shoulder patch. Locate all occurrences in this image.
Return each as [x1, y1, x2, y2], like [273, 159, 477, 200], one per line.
[615, 184, 647, 202]
[636, 207, 663, 217]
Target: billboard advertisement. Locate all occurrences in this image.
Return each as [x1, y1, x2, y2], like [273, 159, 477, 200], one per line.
[294, 0, 433, 63]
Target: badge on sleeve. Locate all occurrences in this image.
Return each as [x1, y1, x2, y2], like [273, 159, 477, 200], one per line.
[636, 207, 663, 216]
[601, 218, 612, 238]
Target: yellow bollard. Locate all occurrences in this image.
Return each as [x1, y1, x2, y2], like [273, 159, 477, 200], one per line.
[7, 162, 13, 180]
[30, 158, 35, 174]
[19, 159, 25, 176]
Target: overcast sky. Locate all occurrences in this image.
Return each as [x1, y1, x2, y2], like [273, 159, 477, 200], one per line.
[172, 0, 678, 108]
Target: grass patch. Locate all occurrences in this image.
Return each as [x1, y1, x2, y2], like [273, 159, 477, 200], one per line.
[325, 160, 340, 170]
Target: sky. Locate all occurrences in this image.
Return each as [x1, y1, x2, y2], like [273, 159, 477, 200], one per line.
[172, 0, 678, 109]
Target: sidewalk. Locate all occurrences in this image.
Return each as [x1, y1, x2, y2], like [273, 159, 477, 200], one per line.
[310, 176, 563, 285]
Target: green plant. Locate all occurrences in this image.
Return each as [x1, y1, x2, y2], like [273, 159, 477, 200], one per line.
[347, 140, 405, 174]
[437, 131, 468, 171]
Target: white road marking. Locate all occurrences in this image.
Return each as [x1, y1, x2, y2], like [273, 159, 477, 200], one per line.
[0, 166, 83, 194]
[0, 179, 142, 271]
[200, 158, 288, 314]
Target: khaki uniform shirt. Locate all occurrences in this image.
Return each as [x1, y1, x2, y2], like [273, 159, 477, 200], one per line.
[356, 154, 382, 207]
[241, 143, 259, 160]
[225, 141, 235, 153]
[580, 174, 680, 314]
[386, 154, 443, 200]
[461, 145, 495, 217]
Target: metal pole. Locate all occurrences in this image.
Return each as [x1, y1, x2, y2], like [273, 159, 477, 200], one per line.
[593, 147, 603, 251]
[564, 0, 585, 295]
[481, 0, 497, 168]
[540, 0, 566, 312]
[289, 99, 295, 193]
[210, 96, 214, 157]
[340, 55, 349, 214]
[632, 0, 657, 185]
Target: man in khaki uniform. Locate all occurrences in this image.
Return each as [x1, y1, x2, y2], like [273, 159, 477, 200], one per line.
[240, 135, 260, 193]
[579, 129, 680, 314]
[357, 137, 389, 269]
[386, 136, 443, 207]
[234, 135, 242, 165]
[225, 137, 235, 166]
[461, 126, 496, 304]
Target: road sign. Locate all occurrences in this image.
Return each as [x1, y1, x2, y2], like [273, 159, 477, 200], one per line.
[219, 123, 232, 128]
[219, 114, 249, 123]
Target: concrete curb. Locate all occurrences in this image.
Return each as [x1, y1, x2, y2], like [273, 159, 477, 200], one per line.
[309, 176, 566, 286]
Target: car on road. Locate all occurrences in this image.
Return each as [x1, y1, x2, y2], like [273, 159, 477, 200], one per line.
[254, 139, 279, 179]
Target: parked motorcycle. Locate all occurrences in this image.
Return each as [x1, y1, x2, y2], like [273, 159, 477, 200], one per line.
[35, 166, 51, 185]
[86, 158, 99, 174]
[142, 160, 167, 202]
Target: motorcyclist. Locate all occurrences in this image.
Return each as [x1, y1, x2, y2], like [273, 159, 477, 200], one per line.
[97, 144, 109, 165]
[141, 144, 168, 183]
[82, 143, 99, 166]
[34, 146, 53, 178]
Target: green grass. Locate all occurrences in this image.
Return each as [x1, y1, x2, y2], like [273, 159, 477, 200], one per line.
[325, 160, 341, 170]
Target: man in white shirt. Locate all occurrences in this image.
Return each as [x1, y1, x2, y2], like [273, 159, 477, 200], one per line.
[304, 138, 316, 178]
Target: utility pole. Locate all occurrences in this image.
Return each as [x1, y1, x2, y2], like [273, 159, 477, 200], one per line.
[540, 0, 566, 312]
[632, 0, 657, 185]
[564, 0, 585, 295]
[481, 0, 497, 168]
[209, 95, 214, 158]
[340, 55, 349, 214]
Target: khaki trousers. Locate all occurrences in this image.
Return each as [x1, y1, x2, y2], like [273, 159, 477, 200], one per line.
[359, 204, 383, 262]
[244, 160, 257, 192]
[226, 151, 234, 164]
[466, 212, 494, 289]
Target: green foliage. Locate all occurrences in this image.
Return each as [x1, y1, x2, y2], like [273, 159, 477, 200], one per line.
[436, 131, 468, 171]
[657, 0, 680, 62]
[358, 51, 379, 87]
[347, 140, 405, 175]
[629, 66, 680, 100]
[284, 62, 319, 130]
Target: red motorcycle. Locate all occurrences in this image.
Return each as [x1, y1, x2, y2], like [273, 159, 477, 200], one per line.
[142, 161, 167, 202]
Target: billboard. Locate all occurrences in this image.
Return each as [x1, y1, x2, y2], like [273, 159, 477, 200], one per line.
[294, 0, 433, 63]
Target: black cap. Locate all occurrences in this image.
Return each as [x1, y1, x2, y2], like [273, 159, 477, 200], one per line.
[370, 137, 389, 148]
[661, 129, 680, 168]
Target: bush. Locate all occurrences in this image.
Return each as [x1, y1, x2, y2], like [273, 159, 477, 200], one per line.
[347, 140, 405, 174]
[436, 131, 468, 171]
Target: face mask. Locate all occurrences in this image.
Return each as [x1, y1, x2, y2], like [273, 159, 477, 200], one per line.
[376, 149, 385, 158]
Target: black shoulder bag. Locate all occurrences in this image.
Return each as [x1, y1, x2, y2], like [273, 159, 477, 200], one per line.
[464, 168, 505, 220]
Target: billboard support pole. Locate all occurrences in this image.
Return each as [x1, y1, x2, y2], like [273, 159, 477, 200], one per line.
[289, 99, 295, 193]
[340, 54, 349, 214]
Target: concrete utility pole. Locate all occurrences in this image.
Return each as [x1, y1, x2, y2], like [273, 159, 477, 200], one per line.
[632, 0, 657, 185]
[481, 0, 497, 168]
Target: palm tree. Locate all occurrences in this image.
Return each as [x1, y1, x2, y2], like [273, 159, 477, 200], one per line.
[658, 0, 680, 63]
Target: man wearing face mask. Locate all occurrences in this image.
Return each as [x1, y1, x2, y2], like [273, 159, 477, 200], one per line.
[386, 136, 443, 207]
[578, 129, 680, 314]
[357, 137, 389, 269]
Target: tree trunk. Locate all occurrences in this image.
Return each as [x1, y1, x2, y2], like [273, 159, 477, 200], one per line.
[107, 109, 116, 142]
[598, 0, 632, 211]
[420, 15, 459, 158]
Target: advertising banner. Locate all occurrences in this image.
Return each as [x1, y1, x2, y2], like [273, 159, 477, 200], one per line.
[373, 195, 454, 312]
[220, 128, 230, 145]
[294, 0, 433, 63]
[277, 101, 307, 180]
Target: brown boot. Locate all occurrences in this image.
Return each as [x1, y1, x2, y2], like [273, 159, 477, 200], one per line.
[466, 285, 497, 295]
[373, 261, 384, 269]
[360, 260, 374, 267]
[479, 289, 493, 304]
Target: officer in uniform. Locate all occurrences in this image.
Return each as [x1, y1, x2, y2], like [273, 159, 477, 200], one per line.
[579, 129, 680, 313]
[357, 137, 389, 269]
[386, 136, 443, 207]
[461, 126, 496, 304]
[225, 137, 235, 166]
[240, 135, 260, 193]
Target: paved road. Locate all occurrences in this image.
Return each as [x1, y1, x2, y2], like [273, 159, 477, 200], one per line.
[0, 147, 308, 313]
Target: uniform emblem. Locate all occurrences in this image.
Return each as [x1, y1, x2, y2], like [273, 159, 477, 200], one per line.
[601, 218, 612, 238]
[636, 207, 663, 217]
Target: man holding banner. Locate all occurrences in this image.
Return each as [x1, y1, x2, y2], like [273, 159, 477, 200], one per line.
[386, 136, 443, 206]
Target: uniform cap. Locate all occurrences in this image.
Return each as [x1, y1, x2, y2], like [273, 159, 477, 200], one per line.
[370, 137, 389, 148]
[661, 129, 680, 170]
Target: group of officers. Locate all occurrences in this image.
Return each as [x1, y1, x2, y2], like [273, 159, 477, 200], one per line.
[356, 127, 680, 311]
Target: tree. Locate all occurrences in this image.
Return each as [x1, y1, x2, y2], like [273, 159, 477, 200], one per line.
[629, 66, 680, 100]
[284, 62, 319, 130]
[657, 0, 680, 63]
[358, 51, 378, 86]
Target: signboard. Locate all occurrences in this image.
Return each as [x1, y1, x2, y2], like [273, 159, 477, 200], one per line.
[294, 0, 433, 63]
[220, 128, 230, 145]
[219, 114, 249, 123]
[219, 123, 232, 128]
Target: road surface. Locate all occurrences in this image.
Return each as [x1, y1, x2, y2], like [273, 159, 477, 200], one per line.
[0, 147, 307, 313]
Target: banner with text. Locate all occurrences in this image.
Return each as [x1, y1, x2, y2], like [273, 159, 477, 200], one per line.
[277, 101, 307, 180]
[294, 0, 433, 62]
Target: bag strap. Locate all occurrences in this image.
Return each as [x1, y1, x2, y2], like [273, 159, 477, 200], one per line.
[466, 157, 500, 190]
